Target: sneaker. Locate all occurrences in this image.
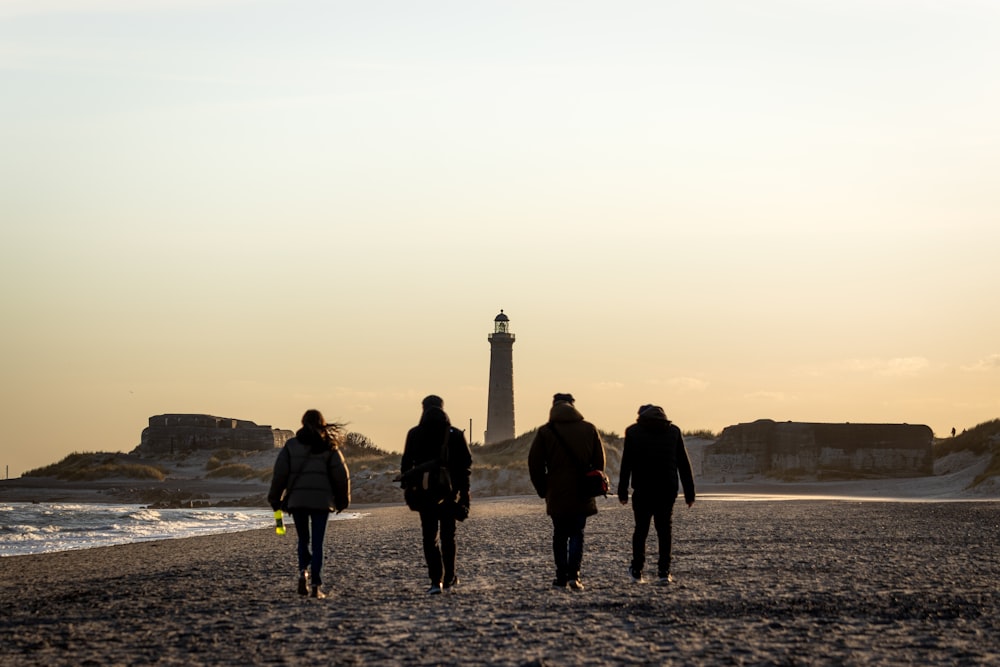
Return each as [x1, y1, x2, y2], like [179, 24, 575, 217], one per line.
[309, 586, 326, 599]
[427, 584, 443, 595]
[297, 570, 310, 596]
[628, 566, 643, 583]
[658, 573, 674, 584]
[444, 576, 459, 590]
[567, 579, 585, 591]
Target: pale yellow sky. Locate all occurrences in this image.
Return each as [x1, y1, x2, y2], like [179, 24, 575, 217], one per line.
[2, 1, 998, 476]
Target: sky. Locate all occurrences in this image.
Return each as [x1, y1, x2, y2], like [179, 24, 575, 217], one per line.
[2, 0, 998, 477]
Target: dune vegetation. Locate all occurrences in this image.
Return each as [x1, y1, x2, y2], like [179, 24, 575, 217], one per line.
[340, 432, 399, 469]
[23, 452, 167, 481]
[19, 421, 998, 491]
[934, 419, 1000, 488]
[203, 449, 271, 481]
[205, 463, 259, 480]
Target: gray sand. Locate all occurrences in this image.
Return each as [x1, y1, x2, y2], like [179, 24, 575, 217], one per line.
[2, 497, 998, 666]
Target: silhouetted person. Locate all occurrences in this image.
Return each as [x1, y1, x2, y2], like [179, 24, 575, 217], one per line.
[618, 404, 695, 584]
[401, 395, 473, 594]
[528, 393, 606, 590]
[268, 409, 350, 599]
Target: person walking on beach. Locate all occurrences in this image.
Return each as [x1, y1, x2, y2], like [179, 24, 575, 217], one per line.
[617, 404, 695, 584]
[528, 393, 606, 590]
[400, 395, 473, 595]
[268, 409, 350, 599]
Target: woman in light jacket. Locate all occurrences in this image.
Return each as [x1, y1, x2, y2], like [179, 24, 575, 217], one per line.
[268, 409, 350, 599]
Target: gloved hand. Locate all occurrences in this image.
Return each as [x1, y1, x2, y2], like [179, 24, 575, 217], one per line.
[452, 491, 471, 522]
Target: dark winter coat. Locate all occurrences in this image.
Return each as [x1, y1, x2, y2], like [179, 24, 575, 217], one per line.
[528, 402, 606, 517]
[267, 428, 351, 512]
[617, 406, 695, 506]
[401, 406, 473, 503]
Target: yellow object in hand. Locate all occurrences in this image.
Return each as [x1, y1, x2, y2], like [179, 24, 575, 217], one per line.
[274, 509, 286, 535]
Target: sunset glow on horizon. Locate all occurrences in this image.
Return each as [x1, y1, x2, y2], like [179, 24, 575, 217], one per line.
[2, 1, 998, 476]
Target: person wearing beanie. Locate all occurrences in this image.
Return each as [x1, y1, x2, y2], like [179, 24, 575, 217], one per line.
[528, 393, 606, 590]
[617, 404, 695, 584]
[421, 395, 444, 410]
[401, 396, 473, 595]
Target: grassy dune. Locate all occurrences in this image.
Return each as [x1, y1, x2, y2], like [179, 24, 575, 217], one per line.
[934, 419, 1000, 488]
[23, 452, 166, 481]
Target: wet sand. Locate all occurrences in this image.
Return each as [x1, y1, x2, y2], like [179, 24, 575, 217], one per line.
[2, 496, 998, 665]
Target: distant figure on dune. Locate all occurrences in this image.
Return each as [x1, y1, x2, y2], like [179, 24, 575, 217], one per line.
[528, 393, 607, 591]
[400, 395, 473, 595]
[618, 404, 695, 584]
[268, 409, 351, 599]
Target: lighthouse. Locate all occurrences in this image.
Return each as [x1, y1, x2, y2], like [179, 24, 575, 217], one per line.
[485, 310, 515, 444]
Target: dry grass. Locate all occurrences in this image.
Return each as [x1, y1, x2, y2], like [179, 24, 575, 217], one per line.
[23, 452, 166, 481]
[972, 452, 1000, 488]
[205, 463, 258, 479]
[684, 429, 718, 440]
[205, 449, 249, 471]
[935, 419, 1000, 457]
[932, 419, 1000, 489]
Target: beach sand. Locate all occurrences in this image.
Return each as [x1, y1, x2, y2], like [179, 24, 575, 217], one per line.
[2, 496, 998, 666]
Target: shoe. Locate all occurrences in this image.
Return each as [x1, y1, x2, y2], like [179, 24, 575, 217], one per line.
[444, 576, 459, 590]
[309, 586, 326, 599]
[658, 573, 674, 584]
[297, 570, 310, 596]
[567, 579, 585, 591]
[552, 578, 568, 589]
[628, 566, 643, 583]
[427, 583, 443, 595]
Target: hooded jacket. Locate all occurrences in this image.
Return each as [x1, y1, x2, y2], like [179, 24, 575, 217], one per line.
[617, 406, 695, 505]
[528, 401, 606, 517]
[267, 428, 351, 512]
[401, 406, 472, 501]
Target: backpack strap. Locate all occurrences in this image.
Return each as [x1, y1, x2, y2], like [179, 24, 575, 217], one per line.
[439, 428, 451, 466]
[547, 422, 588, 473]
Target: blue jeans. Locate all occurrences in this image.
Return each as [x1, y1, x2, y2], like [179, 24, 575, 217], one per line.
[551, 513, 587, 582]
[291, 509, 330, 586]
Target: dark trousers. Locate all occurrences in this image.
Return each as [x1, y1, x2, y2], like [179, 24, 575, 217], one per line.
[631, 494, 676, 576]
[551, 513, 587, 582]
[291, 509, 330, 586]
[419, 505, 457, 585]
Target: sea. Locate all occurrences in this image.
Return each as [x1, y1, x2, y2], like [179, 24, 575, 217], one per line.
[0, 502, 361, 558]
